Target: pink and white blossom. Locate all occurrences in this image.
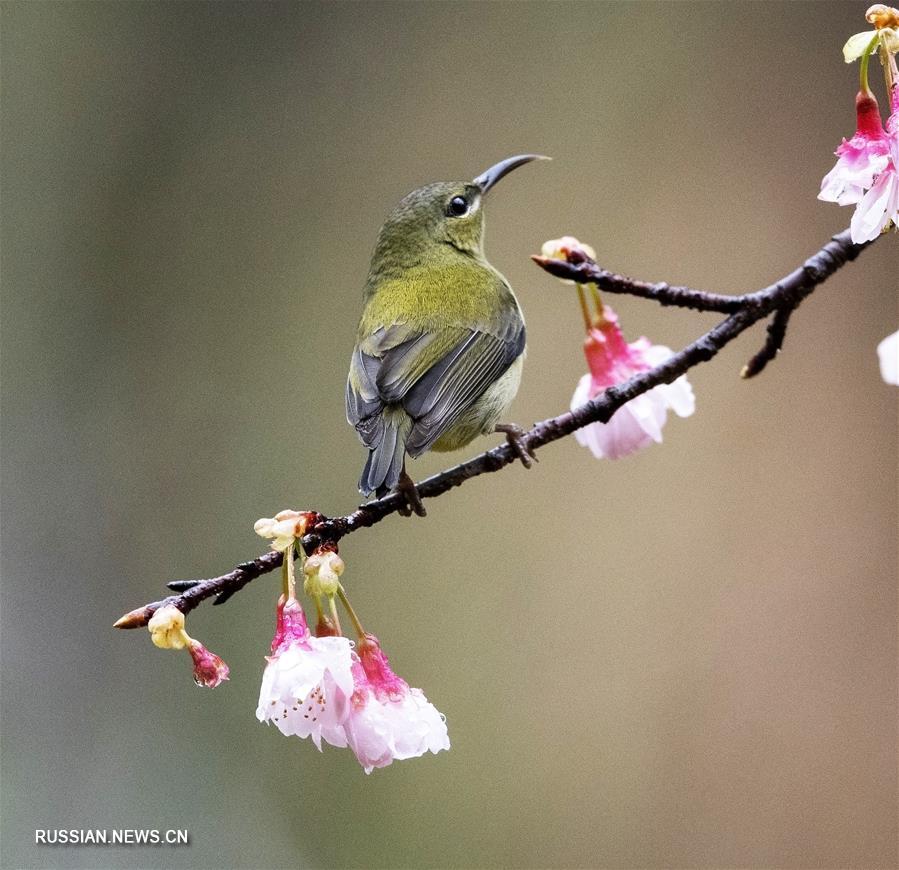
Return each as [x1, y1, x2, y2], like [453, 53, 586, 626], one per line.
[256, 597, 355, 749]
[850, 102, 899, 241]
[877, 330, 899, 384]
[571, 305, 694, 460]
[342, 635, 449, 774]
[819, 91, 890, 207]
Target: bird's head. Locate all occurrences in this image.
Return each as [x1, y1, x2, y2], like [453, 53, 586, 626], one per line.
[369, 154, 549, 274]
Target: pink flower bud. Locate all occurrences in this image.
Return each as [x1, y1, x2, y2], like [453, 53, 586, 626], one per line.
[187, 639, 230, 688]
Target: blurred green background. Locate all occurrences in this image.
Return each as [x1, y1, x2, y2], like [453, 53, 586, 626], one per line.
[2, 2, 896, 868]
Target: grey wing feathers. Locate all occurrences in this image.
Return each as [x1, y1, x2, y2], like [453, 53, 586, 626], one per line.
[346, 347, 382, 445]
[346, 318, 525, 493]
[404, 327, 524, 455]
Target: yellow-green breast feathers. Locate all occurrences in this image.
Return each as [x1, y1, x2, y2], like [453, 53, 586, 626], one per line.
[347, 158, 545, 497]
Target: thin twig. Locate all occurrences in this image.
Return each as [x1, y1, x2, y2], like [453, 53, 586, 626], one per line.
[115, 229, 874, 629]
[741, 307, 795, 378]
[530, 255, 744, 312]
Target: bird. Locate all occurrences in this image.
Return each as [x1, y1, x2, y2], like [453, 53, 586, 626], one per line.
[346, 154, 548, 517]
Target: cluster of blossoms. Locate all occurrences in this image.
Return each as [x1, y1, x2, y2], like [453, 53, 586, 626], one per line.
[254, 515, 449, 773]
[144, 509, 448, 775]
[819, 4, 898, 384]
[541, 237, 695, 460]
[256, 595, 448, 773]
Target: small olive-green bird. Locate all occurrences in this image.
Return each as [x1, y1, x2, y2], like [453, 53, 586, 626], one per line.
[346, 154, 548, 515]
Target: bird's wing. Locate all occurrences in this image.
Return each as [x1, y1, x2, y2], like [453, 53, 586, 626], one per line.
[346, 318, 525, 457]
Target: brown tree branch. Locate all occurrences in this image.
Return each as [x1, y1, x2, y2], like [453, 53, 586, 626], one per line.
[114, 229, 875, 630]
[741, 307, 794, 379]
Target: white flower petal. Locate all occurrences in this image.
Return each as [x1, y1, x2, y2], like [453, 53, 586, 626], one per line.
[574, 421, 607, 458]
[593, 407, 655, 459]
[641, 343, 674, 367]
[850, 165, 899, 242]
[344, 688, 449, 774]
[843, 30, 877, 62]
[254, 517, 276, 537]
[818, 152, 889, 206]
[880, 27, 899, 54]
[655, 375, 696, 418]
[622, 392, 666, 443]
[877, 330, 899, 385]
[570, 373, 592, 411]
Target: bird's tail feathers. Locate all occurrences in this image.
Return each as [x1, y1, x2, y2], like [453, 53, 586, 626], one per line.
[358, 407, 412, 496]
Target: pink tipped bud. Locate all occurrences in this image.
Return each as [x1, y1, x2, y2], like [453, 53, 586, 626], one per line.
[188, 639, 230, 688]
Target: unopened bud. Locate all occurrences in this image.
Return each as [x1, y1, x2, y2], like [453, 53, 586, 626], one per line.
[148, 605, 187, 649]
[540, 236, 597, 263]
[187, 639, 230, 688]
[114, 606, 151, 629]
[303, 550, 345, 598]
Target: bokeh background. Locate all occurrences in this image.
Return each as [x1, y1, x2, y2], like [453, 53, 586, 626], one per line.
[2, 2, 896, 868]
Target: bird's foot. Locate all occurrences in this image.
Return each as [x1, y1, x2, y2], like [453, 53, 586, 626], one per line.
[396, 470, 427, 517]
[495, 422, 538, 469]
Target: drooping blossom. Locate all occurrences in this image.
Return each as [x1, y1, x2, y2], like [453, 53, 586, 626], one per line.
[850, 102, 899, 241]
[877, 330, 899, 384]
[822, 6, 899, 240]
[342, 634, 449, 774]
[146, 604, 230, 688]
[256, 596, 355, 750]
[819, 91, 890, 207]
[571, 305, 695, 460]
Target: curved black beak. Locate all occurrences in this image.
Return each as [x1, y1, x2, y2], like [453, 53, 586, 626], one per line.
[473, 153, 550, 194]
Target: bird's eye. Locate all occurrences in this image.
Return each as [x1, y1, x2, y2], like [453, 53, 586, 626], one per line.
[446, 195, 469, 217]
